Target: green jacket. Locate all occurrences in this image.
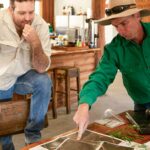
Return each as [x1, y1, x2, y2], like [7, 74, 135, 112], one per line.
[79, 22, 150, 106]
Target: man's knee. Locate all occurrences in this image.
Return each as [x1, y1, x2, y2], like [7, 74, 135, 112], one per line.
[36, 73, 52, 91]
[30, 72, 52, 102]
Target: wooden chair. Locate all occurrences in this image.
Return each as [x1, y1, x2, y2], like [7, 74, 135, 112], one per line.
[52, 66, 80, 119]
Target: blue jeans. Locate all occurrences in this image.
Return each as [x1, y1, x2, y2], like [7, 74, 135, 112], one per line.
[0, 70, 52, 150]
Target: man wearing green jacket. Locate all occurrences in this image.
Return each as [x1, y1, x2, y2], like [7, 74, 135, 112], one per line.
[73, 0, 150, 140]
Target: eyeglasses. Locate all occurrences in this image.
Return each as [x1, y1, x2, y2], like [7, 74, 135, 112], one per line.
[105, 4, 136, 16]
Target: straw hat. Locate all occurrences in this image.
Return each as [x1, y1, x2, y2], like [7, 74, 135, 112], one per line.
[96, 0, 150, 25]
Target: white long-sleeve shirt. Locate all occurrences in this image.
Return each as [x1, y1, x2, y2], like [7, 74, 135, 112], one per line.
[0, 9, 51, 90]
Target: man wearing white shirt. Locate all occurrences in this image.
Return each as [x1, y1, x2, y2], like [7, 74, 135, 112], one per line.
[0, 0, 52, 149]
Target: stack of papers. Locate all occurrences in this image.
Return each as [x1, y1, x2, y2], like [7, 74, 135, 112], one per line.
[95, 118, 125, 128]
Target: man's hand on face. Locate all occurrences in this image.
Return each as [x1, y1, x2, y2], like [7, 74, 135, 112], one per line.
[22, 24, 39, 44]
[73, 103, 89, 140]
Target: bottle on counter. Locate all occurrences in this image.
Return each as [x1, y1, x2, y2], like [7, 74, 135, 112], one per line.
[49, 23, 53, 35]
[82, 41, 86, 47]
[71, 6, 75, 15]
[62, 6, 67, 15]
[76, 35, 82, 47]
[63, 35, 68, 46]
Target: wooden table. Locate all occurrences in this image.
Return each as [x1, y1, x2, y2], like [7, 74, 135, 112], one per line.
[21, 112, 150, 150]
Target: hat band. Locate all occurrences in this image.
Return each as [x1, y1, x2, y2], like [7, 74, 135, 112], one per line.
[105, 4, 136, 16]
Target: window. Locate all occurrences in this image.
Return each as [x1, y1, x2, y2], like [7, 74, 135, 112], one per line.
[35, 0, 40, 15]
[0, 0, 40, 15]
[0, 0, 9, 8]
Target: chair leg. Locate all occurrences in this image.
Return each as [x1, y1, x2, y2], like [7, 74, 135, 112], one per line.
[52, 101, 57, 119]
[52, 69, 58, 119]
[65, 72, 71, 114]
[76, 69, 81, 102]
[52, 92, 57, 119]
[0, 143, 2, 150]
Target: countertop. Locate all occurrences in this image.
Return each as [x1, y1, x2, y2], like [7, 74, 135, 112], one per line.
[51, 47, 101, 56]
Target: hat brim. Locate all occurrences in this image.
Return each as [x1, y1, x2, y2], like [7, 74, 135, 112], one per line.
[95, 8, 150, 25]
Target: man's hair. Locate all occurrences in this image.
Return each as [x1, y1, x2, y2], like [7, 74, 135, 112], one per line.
[10, 0, 35, 6]
[10, 0, 35, 9]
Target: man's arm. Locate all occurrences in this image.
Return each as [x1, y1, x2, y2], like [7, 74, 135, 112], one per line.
[23, 24, 49, 73]
[73, 103, 89, 140]
[73, 44, 118, 139]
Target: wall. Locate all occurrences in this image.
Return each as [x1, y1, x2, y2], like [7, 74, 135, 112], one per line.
[54, 0, 91, 16]
[105, 25, 117, 44]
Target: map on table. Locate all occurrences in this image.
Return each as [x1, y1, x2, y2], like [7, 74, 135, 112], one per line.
[29, 129, 138, 150]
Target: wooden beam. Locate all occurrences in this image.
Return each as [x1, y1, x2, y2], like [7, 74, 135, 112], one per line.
[42, 0, 54, 26]
[92, 0, 105, 50]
